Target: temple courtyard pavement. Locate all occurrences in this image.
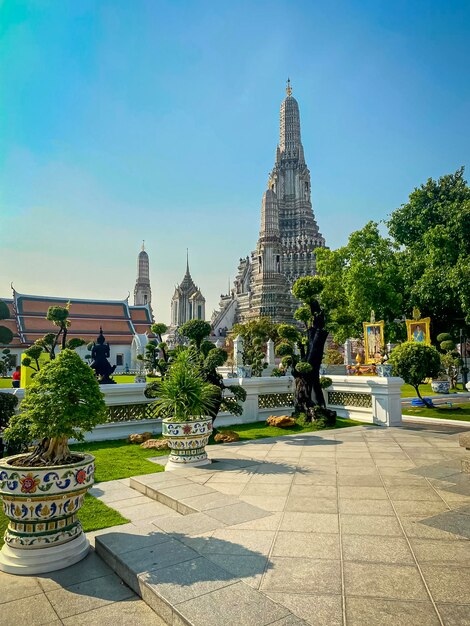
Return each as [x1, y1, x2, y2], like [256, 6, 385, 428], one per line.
[1, 422, 469, 625]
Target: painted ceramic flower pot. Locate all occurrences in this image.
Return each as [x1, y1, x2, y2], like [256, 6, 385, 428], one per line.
[0, 453, 94, 575]
[431, 380, 451, 394]
[376, 364, 393, 377]
[162, 418, 212, 471]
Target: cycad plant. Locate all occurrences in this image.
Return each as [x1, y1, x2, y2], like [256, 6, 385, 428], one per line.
[155, 351, 219, 422]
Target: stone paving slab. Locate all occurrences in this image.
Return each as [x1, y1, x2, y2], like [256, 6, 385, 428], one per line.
[0, 548, 167, 626]
[3, 423, 470, 625]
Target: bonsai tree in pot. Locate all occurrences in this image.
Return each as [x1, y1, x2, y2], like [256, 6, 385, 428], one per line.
[156, 350, 219, 470]
[0, 349, 107, 575]
[388, 341, 441, 408]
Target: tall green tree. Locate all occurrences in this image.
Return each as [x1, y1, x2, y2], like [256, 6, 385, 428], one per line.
[316, 222, 404, 343]
[388, 167, 470, 337]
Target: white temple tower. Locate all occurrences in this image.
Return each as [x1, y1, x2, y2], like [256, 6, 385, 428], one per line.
[211, 81, 326, 332]
[134, 242, 152, 308]
[269, 79, 325, 286]
[243, 187, 293, 323]
[170, 253, 206, 327]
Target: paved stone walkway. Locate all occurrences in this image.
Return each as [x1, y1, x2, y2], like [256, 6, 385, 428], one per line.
[1, 423, 469, 625]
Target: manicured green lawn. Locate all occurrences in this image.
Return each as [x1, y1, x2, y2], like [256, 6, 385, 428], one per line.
[0, 374, 153, 387]
[70, 439, 166, 482]
[400, 383, 468, 397]
[113, 375, 154, 384]
[403, 404, 470, 421]
[214, 416, 366, 441]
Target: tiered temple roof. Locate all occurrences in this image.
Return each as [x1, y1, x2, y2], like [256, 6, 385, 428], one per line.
[1, 290, 154, 348]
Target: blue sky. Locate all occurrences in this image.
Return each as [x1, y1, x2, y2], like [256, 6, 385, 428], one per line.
[0, 0, 469, 323]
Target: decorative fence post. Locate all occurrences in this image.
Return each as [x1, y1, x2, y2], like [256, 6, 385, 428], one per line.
[344, 339, 353, 365]
[266, 339, 275, 367]
[234, 335, 244, 366]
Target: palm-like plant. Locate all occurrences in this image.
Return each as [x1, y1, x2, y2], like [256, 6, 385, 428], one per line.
[155, 351, 219, 421]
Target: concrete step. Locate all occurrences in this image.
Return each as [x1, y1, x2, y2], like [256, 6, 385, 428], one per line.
[95, 519, 308, 626]
[95, 470, 309, 625]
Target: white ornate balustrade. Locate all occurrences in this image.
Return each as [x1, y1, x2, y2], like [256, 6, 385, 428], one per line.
[0, 375, 403, 442]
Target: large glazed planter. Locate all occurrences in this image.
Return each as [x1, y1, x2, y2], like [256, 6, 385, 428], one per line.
[431, 380, 451, 394]
[0, 453, 94, 575]
[162, 418, 212, 471]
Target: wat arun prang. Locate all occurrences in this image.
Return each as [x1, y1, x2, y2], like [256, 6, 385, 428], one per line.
[212, 81, 326, 333]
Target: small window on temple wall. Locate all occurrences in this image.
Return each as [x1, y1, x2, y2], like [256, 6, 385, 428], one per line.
[144, 294, 148, 304]
[259, 256, 262, 271]
[116, 353, 124, 366]
[276, 255, 280, 272]
[197, 304, 202, 320]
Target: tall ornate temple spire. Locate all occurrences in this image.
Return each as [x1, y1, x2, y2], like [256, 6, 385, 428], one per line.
[286, 77, 292, 96]
[213, 82, 327, 333]
[134, 242, 152, 308]
[279, 78, 303, 161]
[246, 188, 293, 323]
[259, 187, 280, 243]
[270, 80, 325, 283]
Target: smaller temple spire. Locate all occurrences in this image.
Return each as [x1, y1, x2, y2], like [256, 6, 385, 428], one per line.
[134, 242, 152, 309]
[286, 78, 292, 97]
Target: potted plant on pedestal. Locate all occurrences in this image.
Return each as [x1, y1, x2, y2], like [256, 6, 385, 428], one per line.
[156, 351, 219, 471]
[0, 350, 106, 575]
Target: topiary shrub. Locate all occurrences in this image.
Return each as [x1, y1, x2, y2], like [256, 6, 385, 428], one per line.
[436, 331, 461, 388]
[388, 342, 441, 407]
[179, 320, 211, 350]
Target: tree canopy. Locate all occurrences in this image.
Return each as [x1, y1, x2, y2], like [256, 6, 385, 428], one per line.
[388, 167, 470, 335]
[316, 168, 470, 343]
[316, 222, 404, 343]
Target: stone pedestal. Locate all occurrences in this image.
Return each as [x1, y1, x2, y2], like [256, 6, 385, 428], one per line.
[0, 533, 89, 576]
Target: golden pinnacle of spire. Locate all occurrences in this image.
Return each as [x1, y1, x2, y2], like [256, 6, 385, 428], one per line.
[286, 78, 292, 97]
